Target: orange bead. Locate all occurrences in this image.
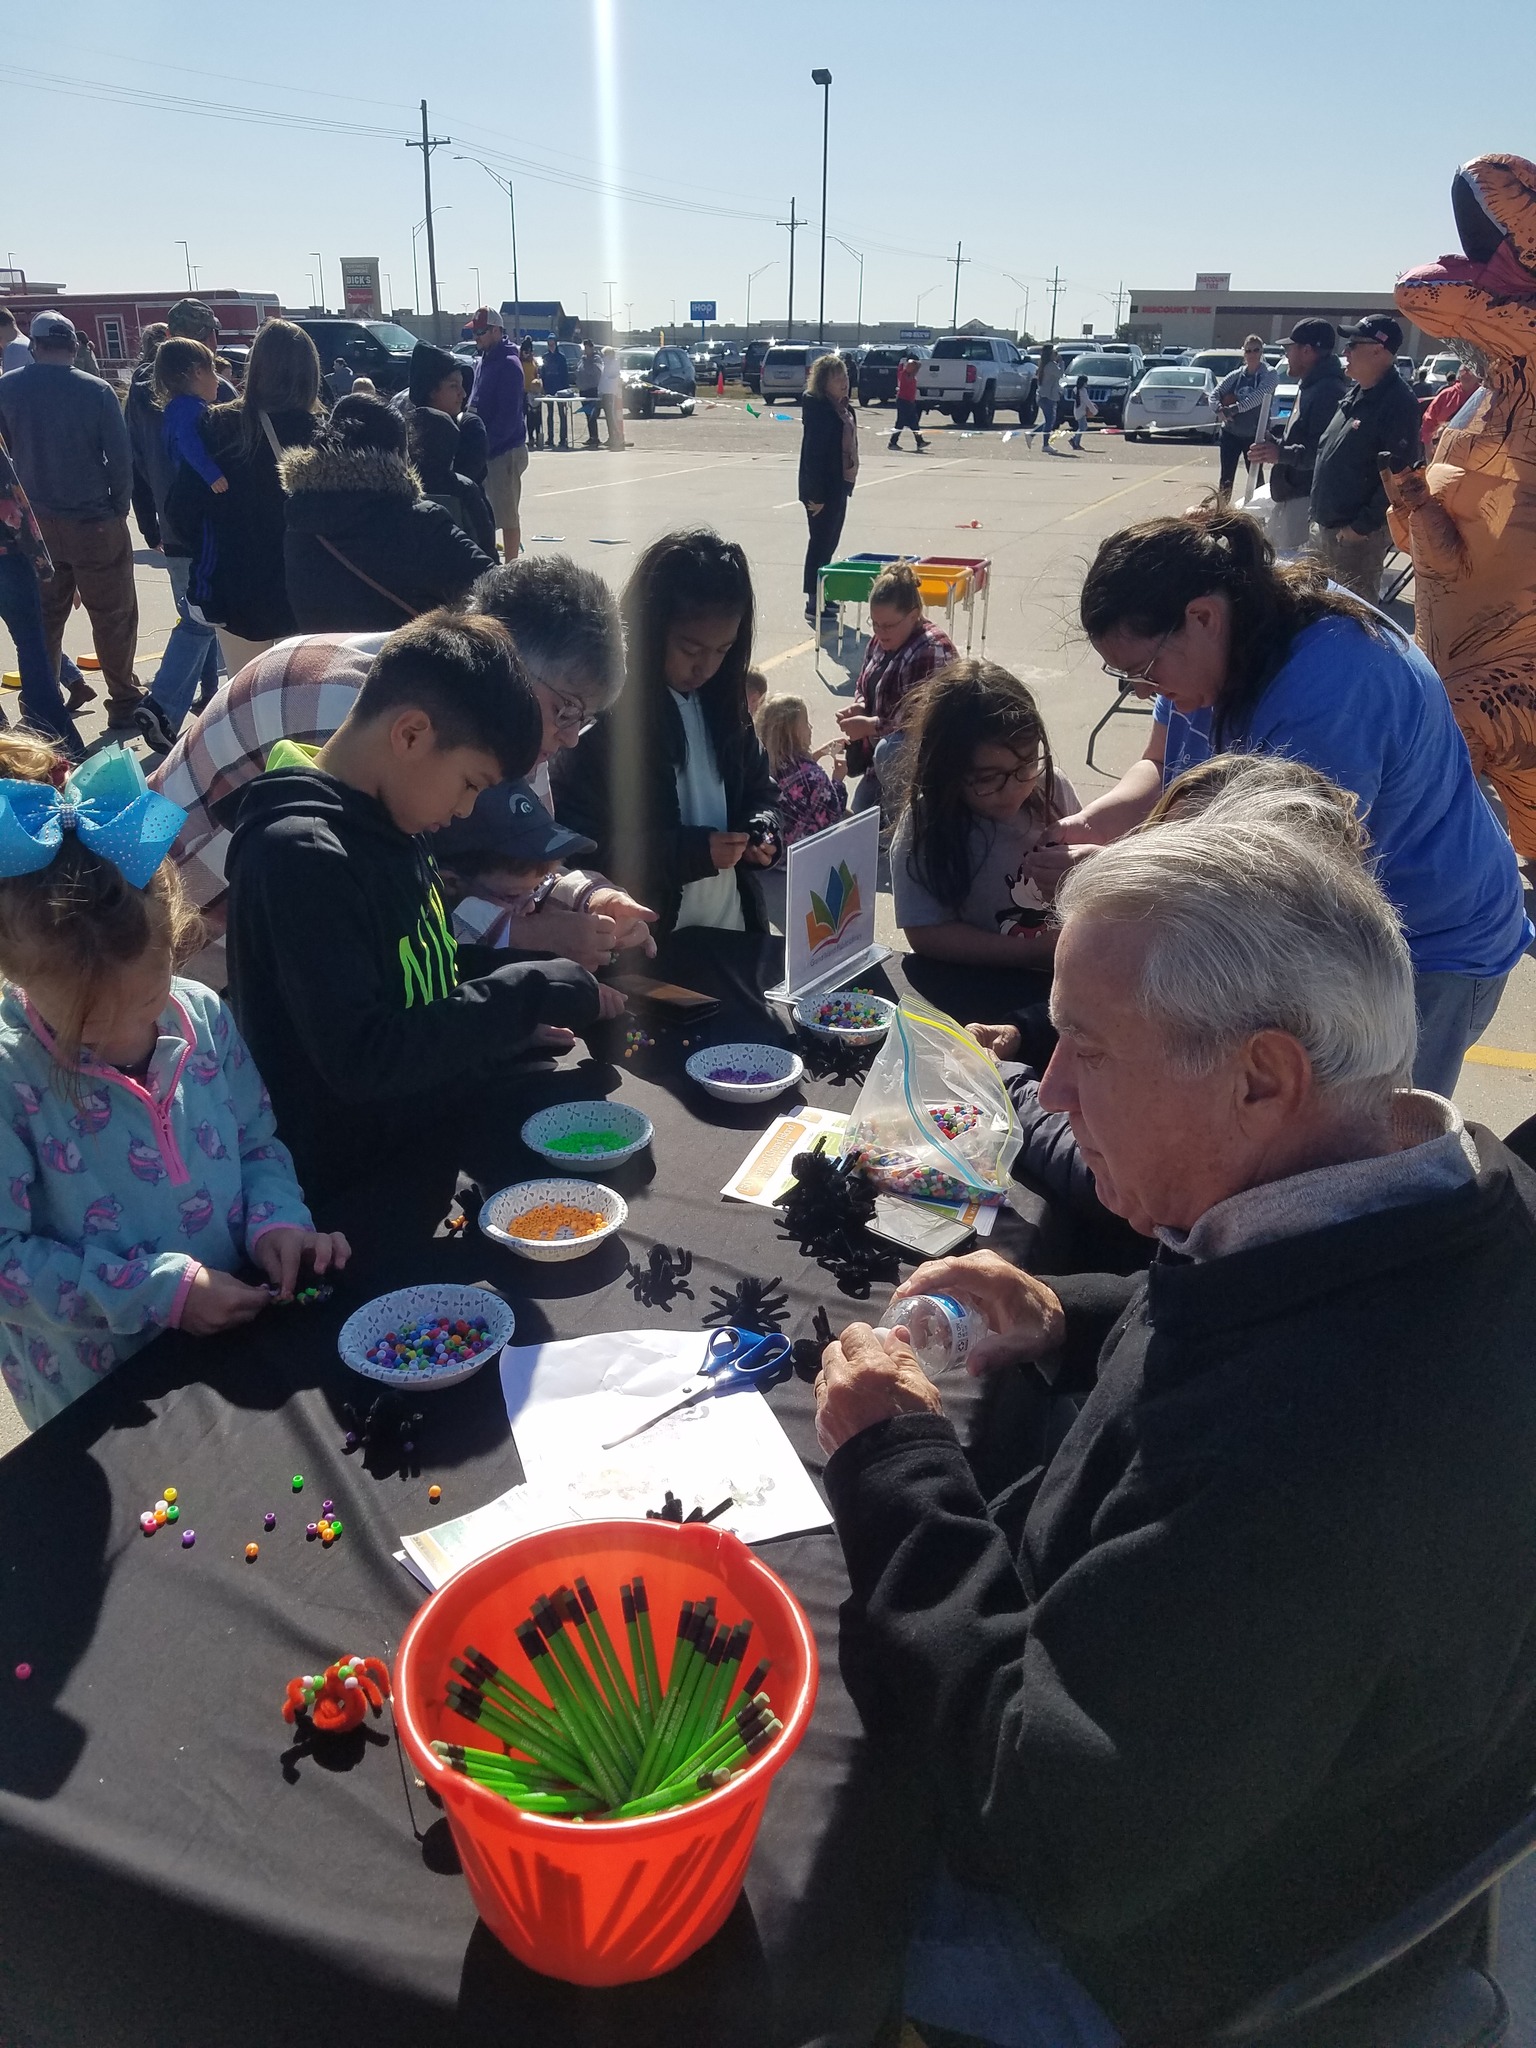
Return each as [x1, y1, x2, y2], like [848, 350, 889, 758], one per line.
[428, 1484, 441, 1503]
[244, 1542, 259, 1561]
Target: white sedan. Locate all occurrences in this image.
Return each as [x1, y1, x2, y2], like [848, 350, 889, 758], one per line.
[1123, 366, 1220, 442]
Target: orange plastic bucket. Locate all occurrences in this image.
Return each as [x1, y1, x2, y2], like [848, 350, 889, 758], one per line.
[393, 1519, 819, 1985]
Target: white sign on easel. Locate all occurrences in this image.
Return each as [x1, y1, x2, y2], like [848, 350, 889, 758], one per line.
[764, 806, 890, 1004]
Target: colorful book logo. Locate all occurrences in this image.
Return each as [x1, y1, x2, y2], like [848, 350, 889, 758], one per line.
[806, 859, 862, 952]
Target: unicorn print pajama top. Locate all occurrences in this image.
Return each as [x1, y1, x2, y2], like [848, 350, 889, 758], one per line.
[0, 977, 312, 1426]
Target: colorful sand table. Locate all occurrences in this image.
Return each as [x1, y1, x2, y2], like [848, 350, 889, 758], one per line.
[366, 1312, 493, 1371]
[544, 1129, 630, 1157]
[509, 1202, 609, 1242]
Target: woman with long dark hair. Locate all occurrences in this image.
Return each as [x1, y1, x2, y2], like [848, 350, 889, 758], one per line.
[187, 319, 325, 670]
[550, 529, 781, 939]
[891, 659, 1076, 967]
[798, 352, 858, 625]
[1027, 504, 1531, 1093]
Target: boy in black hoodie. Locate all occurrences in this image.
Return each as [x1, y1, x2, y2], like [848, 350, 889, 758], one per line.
[224, 610, 617, 1197]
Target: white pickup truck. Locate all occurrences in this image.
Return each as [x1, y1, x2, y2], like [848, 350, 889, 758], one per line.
[915, 334, 1038, 427]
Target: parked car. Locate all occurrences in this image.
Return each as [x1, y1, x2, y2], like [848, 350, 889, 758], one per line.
[692, 341, 742, 380]
[1188, 348, 1246, 381]
[857, 342, 930, 406]
[1122, 365, 1220, 442]
[291, 318, 419, 397]
[917, 334, 1037, 427]
[1413, 352, 1462, 397]
[759, 343, 816, 403]
[1065, 350, 1144, 428]
[741, 338, 776, 392]
[620, 346, 697, 416]
[214, 342, 250, 386]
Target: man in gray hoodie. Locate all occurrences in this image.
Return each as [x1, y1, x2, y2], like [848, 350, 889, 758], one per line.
[0, 309, 142, 723]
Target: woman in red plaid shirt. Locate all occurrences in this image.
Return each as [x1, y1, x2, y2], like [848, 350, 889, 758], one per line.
[837, 562, 959, 813]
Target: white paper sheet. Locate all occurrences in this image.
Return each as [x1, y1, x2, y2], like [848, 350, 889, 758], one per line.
[500, 1330, 831, 1548]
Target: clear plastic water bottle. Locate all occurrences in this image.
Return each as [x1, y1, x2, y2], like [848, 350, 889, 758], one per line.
[877, 1293, 988, 1377]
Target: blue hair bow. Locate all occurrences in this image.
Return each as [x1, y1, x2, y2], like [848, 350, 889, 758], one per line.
[0, 746, 188, 890]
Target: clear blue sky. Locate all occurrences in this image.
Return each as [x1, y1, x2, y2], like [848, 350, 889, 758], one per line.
[5, 0, 1533, 338]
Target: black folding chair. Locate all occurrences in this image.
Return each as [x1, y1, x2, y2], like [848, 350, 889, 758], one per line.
[1085, 683, 1154, 774]
[1199, 1795, 1536, 2048]
[1381, 547, 1416, 605]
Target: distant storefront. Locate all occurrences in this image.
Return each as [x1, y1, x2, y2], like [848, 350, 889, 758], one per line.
[1, 290, 281, 374]
[1128, 287, 1443, 359]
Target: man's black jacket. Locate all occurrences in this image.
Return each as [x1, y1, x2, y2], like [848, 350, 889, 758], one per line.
[826, 1131, 1536, 2041]
[1311, 371, 1424, 533]
[1270, 354, 1348, 502]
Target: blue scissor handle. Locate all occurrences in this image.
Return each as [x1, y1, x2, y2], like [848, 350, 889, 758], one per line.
[705, 1326, 793, 1385]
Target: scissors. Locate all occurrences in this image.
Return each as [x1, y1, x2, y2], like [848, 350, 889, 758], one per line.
[600, 1326, 793, 1449]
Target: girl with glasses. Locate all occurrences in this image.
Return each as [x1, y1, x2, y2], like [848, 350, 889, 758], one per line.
[890, 659, 1077, 968]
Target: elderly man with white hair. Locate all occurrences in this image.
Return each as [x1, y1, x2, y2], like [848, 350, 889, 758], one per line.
[817, 812, 1536, 2048]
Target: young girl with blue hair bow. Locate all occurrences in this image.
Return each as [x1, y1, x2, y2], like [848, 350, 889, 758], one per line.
[0, 734, 348, 1428]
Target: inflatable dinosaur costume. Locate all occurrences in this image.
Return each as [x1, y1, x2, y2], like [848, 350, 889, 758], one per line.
[1390, 154, 1536, 857]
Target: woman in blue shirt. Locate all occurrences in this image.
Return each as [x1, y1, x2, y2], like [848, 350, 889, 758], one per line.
[1028, 506, 1531, 1095]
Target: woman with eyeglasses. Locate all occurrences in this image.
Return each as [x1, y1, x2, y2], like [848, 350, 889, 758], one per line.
[1025, 504, 1531, 1095]
[551, 529, 782, 942]
[890, 659, 1076, 968]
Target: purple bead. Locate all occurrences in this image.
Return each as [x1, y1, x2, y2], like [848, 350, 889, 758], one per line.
[343, 1431, 359, 1451]
[263, 1512, 276, 1531]
[181, 1530, 195, 1548]
[321, 1499, 334, 1515]
[305, 1522, 318, 1539]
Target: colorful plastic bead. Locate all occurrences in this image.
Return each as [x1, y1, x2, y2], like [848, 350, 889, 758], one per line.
[320, 1498, 334, 1516]
[153, 1499, 168, 1515]
[139, 1511, 156, 1534]
[292, 1474, 304, 1492]
[263, 1511, 276, 1531]
[153, 1507, 167, 1526]
[320, 1530, 335, 1547]
[162, 1487, 177, 1505]
[245, 1542, 259, 1562]
[180, 1530, 195, 1548]
[428, 1484, 441, 1504]
[14, 1662, 31, 1680]
[305, 1522, 318, 1540]
[328, 1518, 342, 1535]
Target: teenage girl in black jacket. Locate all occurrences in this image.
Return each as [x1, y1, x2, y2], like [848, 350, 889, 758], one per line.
[551, 530, 782, 940]
[798, 352, 859, 623]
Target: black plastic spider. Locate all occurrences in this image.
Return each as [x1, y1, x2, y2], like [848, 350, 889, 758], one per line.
[625, 1244, 695, 1311]
[795, 1028, 875, 1087]
[791, 1305, 835, 1381]
[778, 1147, 899, 1298]
[703, 1276, 789, 1334]
[342, 1390, 425, 1475]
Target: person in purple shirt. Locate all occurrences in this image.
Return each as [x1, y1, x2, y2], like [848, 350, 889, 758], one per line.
[467, 307, 526, 561]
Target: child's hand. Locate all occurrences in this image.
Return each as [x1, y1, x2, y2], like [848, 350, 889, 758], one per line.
[211, 476, 230, 495]
[180, 1265, 272, 1335]
[829, 747, 848, 783]
[837, 710, 880, 742]
[596, 983, 629, 1020]
[742, 835, 778, 867]
[709, 831, 750, 870]
[255, 1226, 352, 1301]
[532, 1023, 577, 1054]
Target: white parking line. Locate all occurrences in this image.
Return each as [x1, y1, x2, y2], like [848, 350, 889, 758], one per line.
[534, 458, 753, 502]
[771, 457, 966, 510]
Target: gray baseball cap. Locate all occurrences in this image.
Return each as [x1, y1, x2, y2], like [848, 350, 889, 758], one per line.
[27, 310, 77, 347]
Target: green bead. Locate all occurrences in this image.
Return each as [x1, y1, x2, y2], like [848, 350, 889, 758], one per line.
[329, 1518, 343, 1534]
[292, 1475, 304, 1491]
[165, 1504, 179, 1522]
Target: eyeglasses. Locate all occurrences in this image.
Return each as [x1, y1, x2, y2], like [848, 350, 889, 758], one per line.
[541, 682, 593, 734]
[964, 757, 1042, 798]
[1100, 624, 1175, 689]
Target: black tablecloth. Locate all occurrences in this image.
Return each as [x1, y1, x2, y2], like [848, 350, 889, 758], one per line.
[0, 935, 1063, 2048]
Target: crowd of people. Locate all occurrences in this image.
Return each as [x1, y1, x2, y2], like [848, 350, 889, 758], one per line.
[1, 284, 1535, 2046]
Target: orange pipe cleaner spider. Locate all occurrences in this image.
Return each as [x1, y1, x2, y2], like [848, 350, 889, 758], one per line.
[281, 1655, 392, 1735]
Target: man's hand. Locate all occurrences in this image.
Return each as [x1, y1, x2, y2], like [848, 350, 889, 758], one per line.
[804, 500, 825, 516]
[595, 982, 628, 1020]
[815, 1321, 944, 1454]
[179, 1265, 272, 1335]
[254, 1226, 352, 1301]
[1249, 441, 1281, 466]
[967, 1021, 1022, 1061]
[709, 831, 750, 871]
[893, 1250, 1065, 1374]
[837, 710, 880, 742]
[584, 886, 658, 957]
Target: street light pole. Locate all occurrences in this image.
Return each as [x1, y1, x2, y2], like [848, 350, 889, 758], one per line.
[833, 239, 863, 344]
[311, 252, 323, 313]
[176, 240, 193, 291]
[746, 261, 775, 334]
[811, 69, 832, 343]
[603, 280, 616, 328]
[412, 209, 450, 317]
[456, 159, 520, 334]
[777, 198, 806, 338]
[916, 283, 942, 326]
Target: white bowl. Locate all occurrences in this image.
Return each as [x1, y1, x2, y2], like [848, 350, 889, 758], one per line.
[793, 990, 896, 1046]
[479, 1178, 628, 1263]
[337, 1284, 515, 1390]
[520, 1099, 654, 1170]
[685, 1041, 805, 1105]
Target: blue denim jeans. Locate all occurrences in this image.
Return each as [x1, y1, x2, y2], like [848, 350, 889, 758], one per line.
[0, 551, 85, 755]
[905, 1870, 1121, 2048]
[1412, 968, 1510, 1098]
[150, 554, 222, 733]
[1035, 397, 1059, 438]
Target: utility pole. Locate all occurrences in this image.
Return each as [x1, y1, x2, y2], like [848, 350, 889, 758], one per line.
[950, 240, 970, 330]
[176, 240, 193, 292]
[457, 159, 520, 336]
[407, 100, 451, 324]
[777, 198, 806, 338]
[1047, 265, 1063, 343]
[1112, 279, 1127, 332]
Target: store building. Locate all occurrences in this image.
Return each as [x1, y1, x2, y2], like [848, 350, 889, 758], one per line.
[1127, 286, 1443, 359]
[1, 287, 280, 375]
